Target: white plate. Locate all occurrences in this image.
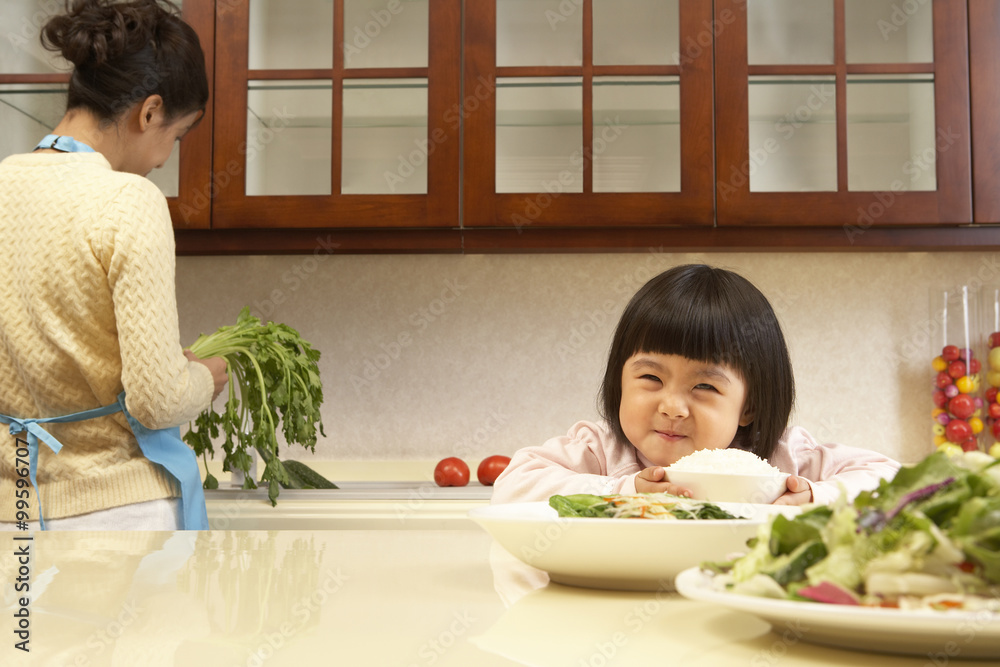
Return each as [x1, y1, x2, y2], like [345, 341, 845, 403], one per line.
[468, 501, 797, 591]
[675, 567, 1000, 659]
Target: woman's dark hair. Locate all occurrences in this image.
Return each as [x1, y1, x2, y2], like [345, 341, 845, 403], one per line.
[41, 0, 208, 124]
[599, 264, 795, 461]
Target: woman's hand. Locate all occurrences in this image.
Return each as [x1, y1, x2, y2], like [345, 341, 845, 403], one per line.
[635, 466, 692, 496]
[184, 350, 228, 400]
[773, 475, 812, 506]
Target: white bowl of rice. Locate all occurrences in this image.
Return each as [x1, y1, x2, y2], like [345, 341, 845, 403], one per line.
[665, 449, 790, 504]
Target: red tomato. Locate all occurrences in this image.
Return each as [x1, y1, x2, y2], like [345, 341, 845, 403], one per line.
[434, 457, 470, 487]
[942, 345, 960, 361]
[477, 455, 511, 486]
[946, 419, 972, 443]
[932, 389, 948, 408]
[948, 394, 976, 420]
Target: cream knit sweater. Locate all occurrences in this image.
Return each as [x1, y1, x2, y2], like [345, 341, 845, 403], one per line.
[0, 151, 214, 521]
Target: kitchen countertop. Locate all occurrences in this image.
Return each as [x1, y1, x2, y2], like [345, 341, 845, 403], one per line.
[205, 481, 493, 530]
[3, 527, 990, 667]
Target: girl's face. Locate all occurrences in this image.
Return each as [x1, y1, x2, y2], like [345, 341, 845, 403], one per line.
[619, 352, 752, 467]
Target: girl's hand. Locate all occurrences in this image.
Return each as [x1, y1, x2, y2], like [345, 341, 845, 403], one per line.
[773, 475, 812, 506]
[635, 466, 693, 497]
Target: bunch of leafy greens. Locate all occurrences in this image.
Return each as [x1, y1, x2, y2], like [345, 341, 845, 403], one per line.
[705, 451, 1000, 609]
[184, 307, 328, 505]
[550, 493, 740, 520]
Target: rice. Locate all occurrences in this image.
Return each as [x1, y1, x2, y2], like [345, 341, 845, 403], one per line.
[666, 448, 781, 475]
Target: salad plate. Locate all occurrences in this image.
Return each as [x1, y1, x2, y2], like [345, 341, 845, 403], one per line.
[468, 500, 797, 591]
[675, 567, 1000, 658]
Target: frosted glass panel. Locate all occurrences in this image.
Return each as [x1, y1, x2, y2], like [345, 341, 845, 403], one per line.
[146, 144, 180, 197]
[0, 1, 69, 74]
[496, 78, 582, 193]
[747, 77, 837, 192]
[249, 0, 333, 69]
[344, 0, 428, 68]
[593, 0, 679, 66]
[845, 0, 933, 64]
[748, 0, 834, 65]
[342, 79, 428, 195]
[847, 76, 936, 192]
[0, 84, 67, 159]
[246, 81, 332, 196]
[592, 77, 679, 193]
[497, 0, 582, 67]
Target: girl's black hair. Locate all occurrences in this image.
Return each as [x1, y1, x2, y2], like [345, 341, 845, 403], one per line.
[41, 0, 208, 124]
[599, 264, 795, 461]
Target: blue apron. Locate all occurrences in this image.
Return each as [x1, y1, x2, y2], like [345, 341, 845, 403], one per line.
[1, 393, 209, 530]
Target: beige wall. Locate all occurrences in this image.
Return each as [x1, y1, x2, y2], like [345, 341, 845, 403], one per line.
[176, 251, 1000, 468]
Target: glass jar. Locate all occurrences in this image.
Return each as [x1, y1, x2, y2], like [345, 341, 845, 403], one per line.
[931, 287, 983, 453]
[980, 287, 1000, 455]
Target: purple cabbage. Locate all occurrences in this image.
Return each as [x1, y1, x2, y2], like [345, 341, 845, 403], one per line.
[856, 477, 955, 533]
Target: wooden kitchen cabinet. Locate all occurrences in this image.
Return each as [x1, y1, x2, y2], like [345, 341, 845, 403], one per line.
[207, 0, 462, 239]
[969, 0, 1000, 225]
[0, 0, 215, 229]
[714, 0, 973, 229]
[461, 0, 716, 230]
[457, 0, 994, 252]
[5, 1, 999, 251]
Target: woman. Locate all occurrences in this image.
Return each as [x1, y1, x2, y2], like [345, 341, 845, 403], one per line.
[0, 0, 227, 530]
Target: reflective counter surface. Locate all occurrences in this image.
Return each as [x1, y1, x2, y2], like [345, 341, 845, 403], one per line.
[2, 527, 995, 666]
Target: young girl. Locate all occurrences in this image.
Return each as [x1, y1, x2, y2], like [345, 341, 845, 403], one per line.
[492, 264, 900, 506]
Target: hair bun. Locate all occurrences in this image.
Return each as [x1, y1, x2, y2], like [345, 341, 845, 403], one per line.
[42, 0, 166, 69]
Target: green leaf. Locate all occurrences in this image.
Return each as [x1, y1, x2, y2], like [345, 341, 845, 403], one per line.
[186, 308, 326, 505]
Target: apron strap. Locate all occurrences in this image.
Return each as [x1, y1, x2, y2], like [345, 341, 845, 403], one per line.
[115, 394, 209, 531]
[2, 402, 122, 530]
[2, 394, 208, 531]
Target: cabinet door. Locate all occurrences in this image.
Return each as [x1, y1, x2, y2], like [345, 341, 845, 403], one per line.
[211, 0, 460, 230]
[0, 0, 213, 229]
[715, 0, 971, 229]
[969, 0, 1000, 224]
[463, 0, 714, 229]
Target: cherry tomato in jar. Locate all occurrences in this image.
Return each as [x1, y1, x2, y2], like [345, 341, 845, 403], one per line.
[947, 360, 967, 379]
[935, 371, 953, 388]
[946, 419, 973, 444]
[932, 389, 948, 408]
[942, 345, 961, 361]
[476, 455, 512, 486]
[434, 457, 470, 487]
[948, 394, 976, 420]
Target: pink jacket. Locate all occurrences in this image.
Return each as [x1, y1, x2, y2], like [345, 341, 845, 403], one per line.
[491, 420, 901, 505]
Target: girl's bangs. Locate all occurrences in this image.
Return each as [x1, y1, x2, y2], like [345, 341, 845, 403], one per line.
[628, 297, 747, 372]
